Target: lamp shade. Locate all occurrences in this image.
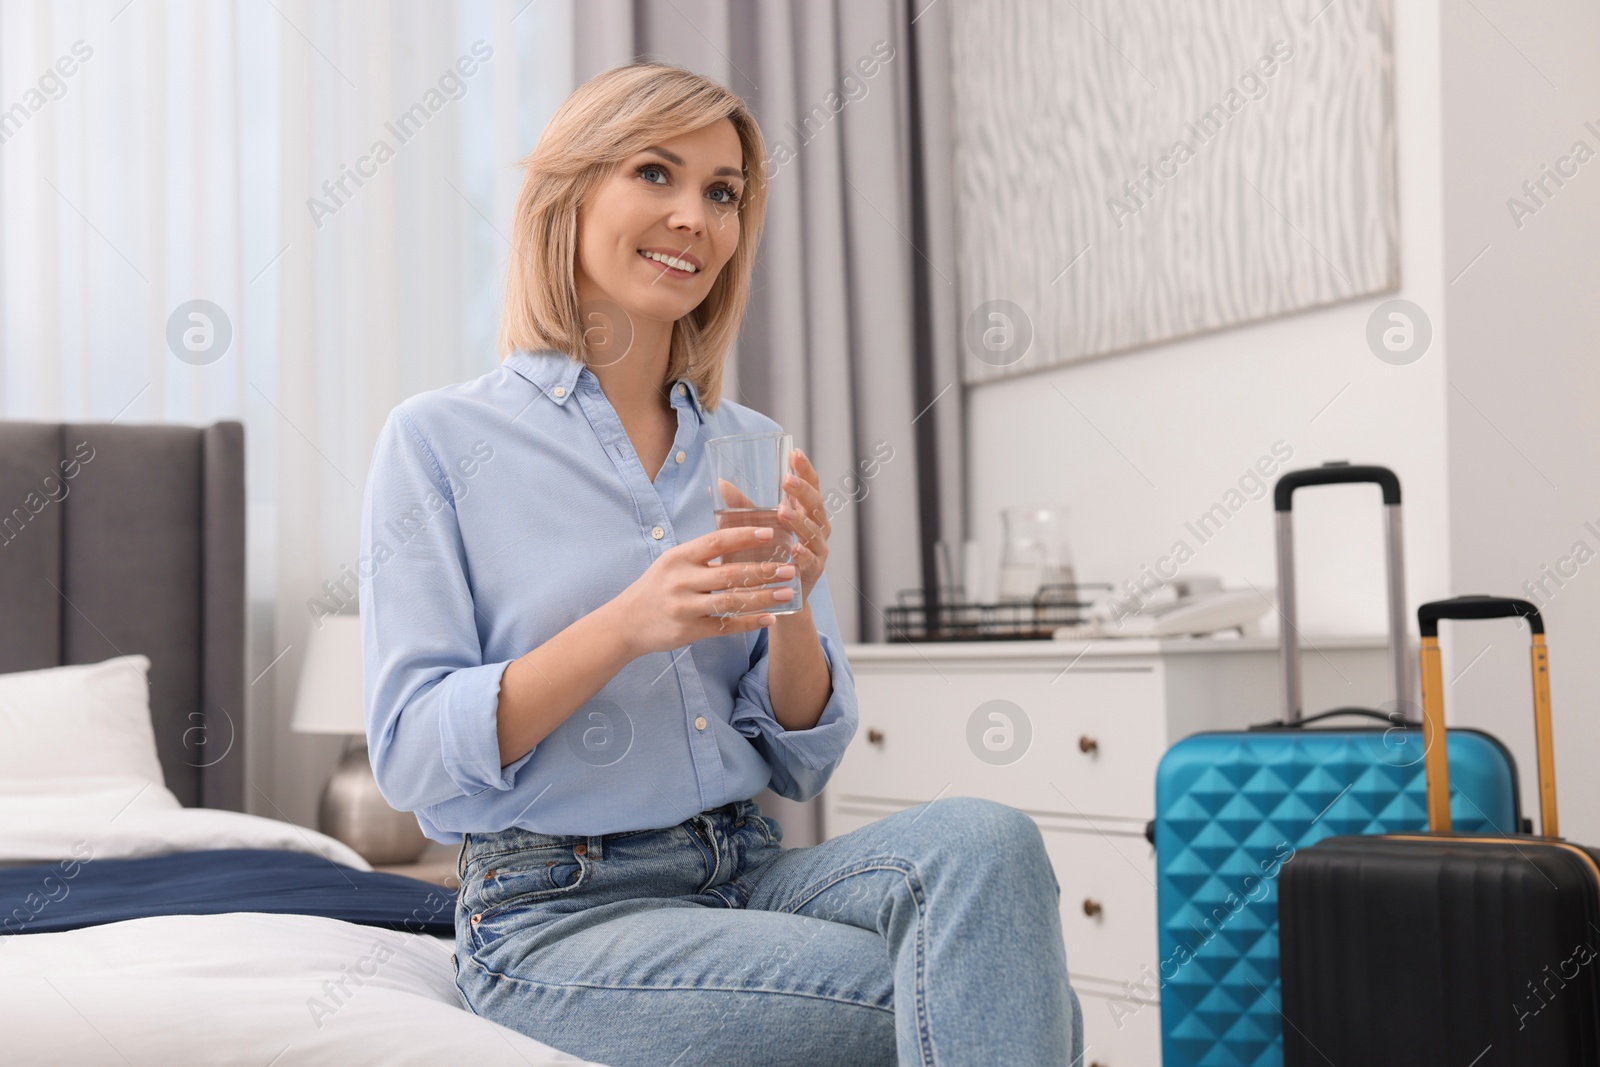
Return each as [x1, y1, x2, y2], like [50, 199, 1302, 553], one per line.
[291, 614, 366, 735]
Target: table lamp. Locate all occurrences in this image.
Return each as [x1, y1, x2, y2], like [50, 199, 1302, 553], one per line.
[290, 613, 429, 865]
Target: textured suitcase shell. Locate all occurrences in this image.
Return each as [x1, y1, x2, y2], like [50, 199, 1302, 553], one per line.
[1279, 834, 1600, 1066]
[1152, 727, 1521, 1067]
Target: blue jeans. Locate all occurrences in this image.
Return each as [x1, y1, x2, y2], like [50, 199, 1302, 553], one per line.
[452, 794, 1085, 1066]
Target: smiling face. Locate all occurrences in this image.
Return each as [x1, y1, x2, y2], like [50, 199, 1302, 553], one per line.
[573, 120, 745, 337]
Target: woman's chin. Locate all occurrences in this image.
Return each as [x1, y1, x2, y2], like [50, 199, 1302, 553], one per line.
[620, 290, 699, 324]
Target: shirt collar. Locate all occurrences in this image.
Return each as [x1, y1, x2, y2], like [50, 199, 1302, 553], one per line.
[506, 348, 705, 421]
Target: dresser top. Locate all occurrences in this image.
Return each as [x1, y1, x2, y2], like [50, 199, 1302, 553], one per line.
[844, 634, 1391, 662]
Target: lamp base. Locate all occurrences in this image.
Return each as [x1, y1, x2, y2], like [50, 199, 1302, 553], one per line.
[319, 745, 429, 866]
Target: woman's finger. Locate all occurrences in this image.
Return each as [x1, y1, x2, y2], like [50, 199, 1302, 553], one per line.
[717, 476, 757, 510]
[693, 560, 793, 593]
[706, 584, 794, 618]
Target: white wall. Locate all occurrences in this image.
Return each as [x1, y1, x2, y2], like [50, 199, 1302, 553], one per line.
[1438, 0, 1600, 842]
[967, 0, 1449, 724]
[967, 0, 1600, 840]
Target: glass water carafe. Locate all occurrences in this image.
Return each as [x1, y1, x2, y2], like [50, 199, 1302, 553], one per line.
[997, 505, 1076, 602]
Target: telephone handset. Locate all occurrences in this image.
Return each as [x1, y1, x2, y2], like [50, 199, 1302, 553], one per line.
[1052, 576, 1273, 639]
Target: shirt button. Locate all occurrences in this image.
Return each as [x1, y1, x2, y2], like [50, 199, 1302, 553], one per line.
[694, 716, 707, 730]
[651, 525, 665, 540]
[675, 384, 686, 396]
[552, 385, 566, 398]
[675, 450, 685, 463]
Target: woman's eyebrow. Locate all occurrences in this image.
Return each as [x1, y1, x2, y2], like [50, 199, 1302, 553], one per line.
[640, 145, 744, 179]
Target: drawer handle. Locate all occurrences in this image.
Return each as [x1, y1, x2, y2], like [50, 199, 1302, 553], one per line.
[866, 728, 885, 745]
[1078, 735, 1099, 755]
[1082, 898, 1103, 919]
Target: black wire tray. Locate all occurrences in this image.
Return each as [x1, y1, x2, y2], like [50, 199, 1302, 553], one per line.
[884, 582, 1114, 642]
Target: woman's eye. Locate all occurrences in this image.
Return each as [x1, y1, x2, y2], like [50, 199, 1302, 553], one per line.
[636, 164, 741, 207]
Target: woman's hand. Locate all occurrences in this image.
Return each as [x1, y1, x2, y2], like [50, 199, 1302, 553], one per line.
[777, 447, 830, 602]
[612, 526, 798, 657]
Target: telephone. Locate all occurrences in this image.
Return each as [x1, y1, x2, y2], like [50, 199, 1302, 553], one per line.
[1052, 577, 1273, 639]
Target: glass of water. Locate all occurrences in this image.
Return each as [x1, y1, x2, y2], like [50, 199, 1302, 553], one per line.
[705, 430, 805, 617]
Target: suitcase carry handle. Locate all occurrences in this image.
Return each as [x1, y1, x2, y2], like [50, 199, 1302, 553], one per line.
[1274, 461, 1409, 722]
[1418, 595, 1556, 837]
[1247, 706, 1418, 730]
[1419, 594, 1544, 635]
[1273, 463, 1402, 509]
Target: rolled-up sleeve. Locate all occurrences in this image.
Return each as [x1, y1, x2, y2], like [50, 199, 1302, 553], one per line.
[728, 570, 858, 802]
[358, 406, 535, 813]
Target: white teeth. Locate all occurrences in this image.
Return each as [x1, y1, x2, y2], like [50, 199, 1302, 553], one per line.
[639, 250, 697, 273]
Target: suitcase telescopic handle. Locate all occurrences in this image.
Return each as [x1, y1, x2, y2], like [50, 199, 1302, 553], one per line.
[1273, 462, 1408, 723]
[1417, 595, 1556, 837]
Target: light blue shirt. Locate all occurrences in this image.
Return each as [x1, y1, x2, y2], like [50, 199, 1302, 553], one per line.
[357, 347, 858, 842]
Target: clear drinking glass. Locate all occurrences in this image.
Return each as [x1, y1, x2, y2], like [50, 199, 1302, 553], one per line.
[998, 505, 1076, 602]
[705, 431, 805, 617]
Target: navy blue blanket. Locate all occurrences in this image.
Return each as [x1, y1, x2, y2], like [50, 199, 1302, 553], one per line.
[1, 848, 457, 936]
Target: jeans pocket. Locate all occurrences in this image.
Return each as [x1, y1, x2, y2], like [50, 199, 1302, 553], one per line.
[466, 846, 590, 945]
[753, 813, 782, 848]
[734, 801, 783, 849]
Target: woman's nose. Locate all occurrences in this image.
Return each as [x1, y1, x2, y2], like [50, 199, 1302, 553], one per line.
[668, 199, 707, 236]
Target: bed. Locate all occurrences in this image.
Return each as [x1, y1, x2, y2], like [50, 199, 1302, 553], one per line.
[0, 420, 608, 1065]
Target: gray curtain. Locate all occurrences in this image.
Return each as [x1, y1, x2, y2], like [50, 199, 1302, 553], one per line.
[574, 0, 965, 845]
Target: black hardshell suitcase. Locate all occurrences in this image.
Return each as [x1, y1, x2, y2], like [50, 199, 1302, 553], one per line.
[1278, 595, 1600, 1066]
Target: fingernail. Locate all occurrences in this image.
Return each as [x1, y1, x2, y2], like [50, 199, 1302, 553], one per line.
[774, 588, 795, 600]
[776, 564, 796, 578]
[759, 614, 777, 625]
[755, 527, 774, 539]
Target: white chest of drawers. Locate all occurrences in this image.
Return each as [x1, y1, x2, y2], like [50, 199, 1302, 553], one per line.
[823, 635, 1392, 1067]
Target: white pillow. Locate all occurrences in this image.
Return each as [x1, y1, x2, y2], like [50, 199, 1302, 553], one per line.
[0, 654, 172, 793]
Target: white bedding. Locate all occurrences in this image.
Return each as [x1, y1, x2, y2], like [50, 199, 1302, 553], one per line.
[0, 775, 371, 870]
[0, 776, 613, 1066]
[0, 911, 607, 1065]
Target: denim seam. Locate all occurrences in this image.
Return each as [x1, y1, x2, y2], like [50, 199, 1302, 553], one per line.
[463, 825, 666, 868]
[467, 843, 576, 860]
[777, 859, 935, 1067]
[461, 952, 896, 1014]
[688, 818, 721, 894]
[462, 843, 586, 871]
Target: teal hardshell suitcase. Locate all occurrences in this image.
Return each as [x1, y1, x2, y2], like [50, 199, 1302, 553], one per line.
[1150, 464, 1523, 1067]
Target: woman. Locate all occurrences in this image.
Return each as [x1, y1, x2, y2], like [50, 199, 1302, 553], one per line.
[359, 61, 1083, 1067]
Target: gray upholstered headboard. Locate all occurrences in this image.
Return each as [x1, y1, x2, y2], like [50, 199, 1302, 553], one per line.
[0, 420, 246, 811]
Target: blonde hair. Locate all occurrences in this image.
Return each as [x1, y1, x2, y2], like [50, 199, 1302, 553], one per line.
[496, 62, 769, 413]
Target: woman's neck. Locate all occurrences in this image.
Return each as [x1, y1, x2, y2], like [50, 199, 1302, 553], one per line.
[584, 320, 675, 418]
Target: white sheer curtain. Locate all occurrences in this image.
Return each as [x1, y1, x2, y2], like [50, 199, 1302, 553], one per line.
[0, 0, 576, 827]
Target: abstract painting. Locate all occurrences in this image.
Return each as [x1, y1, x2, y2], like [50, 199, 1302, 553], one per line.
[951, 0, 1398, 382]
